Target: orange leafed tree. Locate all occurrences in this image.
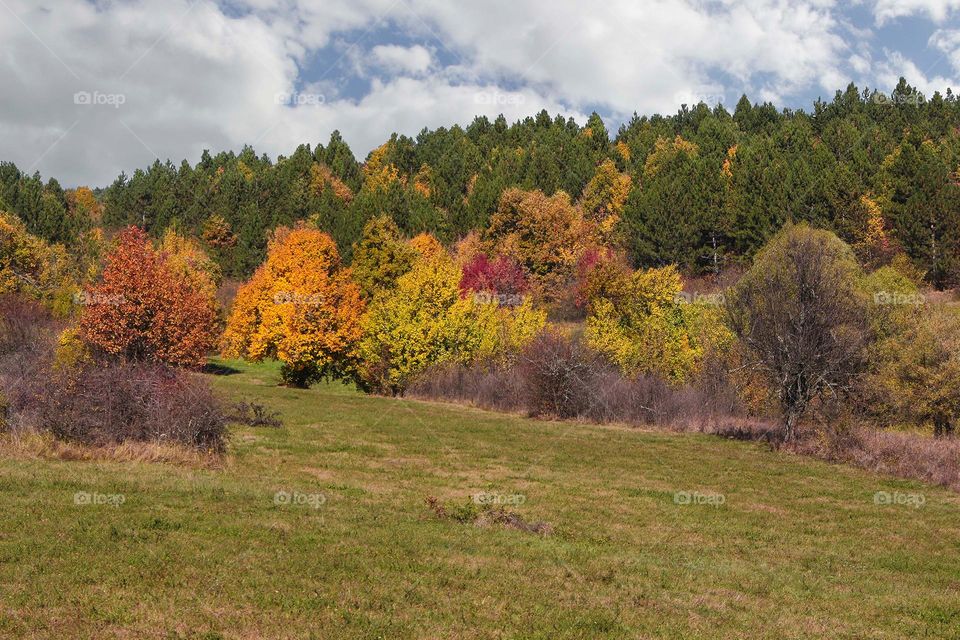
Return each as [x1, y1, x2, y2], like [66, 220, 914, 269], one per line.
[485, 188, 598, 303]
[78, 227, 219, 367]
[221, 226, 365, 387]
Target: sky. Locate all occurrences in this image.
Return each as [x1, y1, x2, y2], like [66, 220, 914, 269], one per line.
[1, 0, 959, 187]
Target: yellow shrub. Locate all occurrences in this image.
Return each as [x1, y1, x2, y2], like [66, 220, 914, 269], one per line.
[53, 327, 91, 371]
[357, 250, 546, 393]
[158, 229, 222, 301]
[0, 211, 70, 301]
[584, 265, 730, 382]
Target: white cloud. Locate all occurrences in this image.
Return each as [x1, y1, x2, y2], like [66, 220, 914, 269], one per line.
[872, 0, 960, 24]
[396, 0, 849, 114]
[371, 44, 432, 74]
[0, 0, 952, 187]
[873, 49, 956, 96]
[930, 29, 960, 74]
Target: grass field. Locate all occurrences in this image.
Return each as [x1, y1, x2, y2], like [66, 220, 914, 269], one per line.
[1, 359, 959, 639]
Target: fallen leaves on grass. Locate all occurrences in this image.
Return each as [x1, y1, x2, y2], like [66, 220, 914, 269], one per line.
[425, 495, 553, 535]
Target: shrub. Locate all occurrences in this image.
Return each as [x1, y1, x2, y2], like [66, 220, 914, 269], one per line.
[485, 188, 598, 304]
[16, 361, 227, 452]
[518, 330, 603, 418]
[1, 296, 227, 453]
[53, 327, 90, 370]
[459, 253, 528, 298]
[578, 158, 631, 242]
[0, 294, 59, 358]
[793, 426, 960, 492]
[0, 296, 62, 407]
[584, 264, 731, 382]
[349, 215, 414, 299]
[0, 389, 8, 432]
[157, 228, 223, 300]
[859, 302, 960, 436]
[357, 248, 545, 394]
[408, 362, 527, 413]
[78, 227, 220, 368]
[229, 401, 283, 428]
[0, 210, 71, 301]
[409, 331, 746, 429]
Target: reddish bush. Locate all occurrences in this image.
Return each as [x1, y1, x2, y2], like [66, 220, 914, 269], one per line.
[0, 295, 60, 359]
[517, 330, 603, 418]
[78, 227, 219, 368]
[0, 296, 63, 415]
[1, 294, 227, 452]
[459, 253, 528, 298]
[408, 362, 526, 413]
[792, 426, 960, 492]
[572, 247, 630, 310]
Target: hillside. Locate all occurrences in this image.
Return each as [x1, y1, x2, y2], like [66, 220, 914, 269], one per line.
[5, 80, 960, 288]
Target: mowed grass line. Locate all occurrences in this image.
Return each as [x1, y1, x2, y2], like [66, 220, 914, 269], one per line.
[1, 359, 958, 639]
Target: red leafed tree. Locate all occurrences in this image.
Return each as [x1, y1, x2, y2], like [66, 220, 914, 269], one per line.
[459, 253, 528, 297]
[78, 227, 219, 367]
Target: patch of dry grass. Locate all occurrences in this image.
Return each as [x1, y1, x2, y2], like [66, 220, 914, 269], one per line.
[793, 426, 960, 492]
[0, 430, 227, 469]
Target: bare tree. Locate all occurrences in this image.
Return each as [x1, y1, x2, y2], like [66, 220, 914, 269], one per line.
[726, 224, 868, 441]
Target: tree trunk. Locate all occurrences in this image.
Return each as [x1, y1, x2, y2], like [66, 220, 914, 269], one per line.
[783, 411, 798, 443]
[934, 413, 954, 438]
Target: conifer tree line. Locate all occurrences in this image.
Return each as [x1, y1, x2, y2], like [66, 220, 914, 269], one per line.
[3, 78, 960, 287]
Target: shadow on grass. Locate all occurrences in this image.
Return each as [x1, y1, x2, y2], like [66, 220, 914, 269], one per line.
[202, 363, 242, 376]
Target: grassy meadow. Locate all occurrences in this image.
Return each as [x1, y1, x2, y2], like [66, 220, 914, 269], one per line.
[1, 359, 958, 639]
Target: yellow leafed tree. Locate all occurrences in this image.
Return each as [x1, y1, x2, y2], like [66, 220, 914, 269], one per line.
[578, 159, 632, 237]
[356, 248, 545, 394]
[584, 264, 730, 382]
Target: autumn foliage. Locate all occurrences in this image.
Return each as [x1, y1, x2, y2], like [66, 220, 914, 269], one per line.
[485, 188, 598, 303]
[356, 246, 545, 394]
[77, 226, 219, 367]
[459, 253, 528, 298]
[221, 226, 365, 387]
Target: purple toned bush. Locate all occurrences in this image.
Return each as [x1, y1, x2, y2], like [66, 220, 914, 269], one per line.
[459, 253, 528, 298]
[409, 328, 745, 428]
[0, 294, 228, 452]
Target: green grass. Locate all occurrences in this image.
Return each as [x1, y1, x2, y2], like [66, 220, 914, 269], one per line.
[2, 359, 959, 639]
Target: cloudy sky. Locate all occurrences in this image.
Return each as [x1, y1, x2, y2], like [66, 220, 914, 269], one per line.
[2, 0, 959, 187]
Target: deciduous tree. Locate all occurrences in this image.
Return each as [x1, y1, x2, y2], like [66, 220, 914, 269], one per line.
[222, 226, 364, 387]
[78, 227, 219, 367]
[726, 224, 868, 441]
